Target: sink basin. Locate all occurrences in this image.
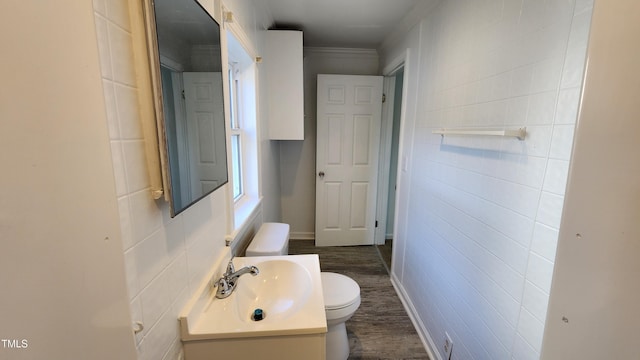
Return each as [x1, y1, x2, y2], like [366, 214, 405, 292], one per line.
[235, 259, 312, 322]
[179, 254, 326, 341]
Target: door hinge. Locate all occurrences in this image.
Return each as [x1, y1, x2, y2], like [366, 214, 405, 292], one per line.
[382, 93, 386, 103]
[375, 220, 378, 228]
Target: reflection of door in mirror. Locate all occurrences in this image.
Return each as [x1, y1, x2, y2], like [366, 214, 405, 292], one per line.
[160, 67, 226, 212]
[183, 72, 226, 200]
[161, 66, 187, 210]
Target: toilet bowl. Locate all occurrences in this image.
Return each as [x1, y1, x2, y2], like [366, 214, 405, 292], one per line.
[246, 222, 361, 360]
[321, 272, 361, 360]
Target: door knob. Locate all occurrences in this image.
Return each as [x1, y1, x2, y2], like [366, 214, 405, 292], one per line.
[318, 171, 325, 179]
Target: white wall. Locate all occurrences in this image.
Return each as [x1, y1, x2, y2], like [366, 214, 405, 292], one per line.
[541, 0, 640, 357]
[380, 0, 593, 359]
[92, 0, 276, 359]
[0, 1, 136, 359]
[280, 48, 379, 239]
[93, 1, 226, 358]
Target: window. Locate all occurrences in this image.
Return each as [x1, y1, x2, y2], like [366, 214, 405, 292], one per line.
[227, 31, 259, 229]
[228, 64, 243, 200]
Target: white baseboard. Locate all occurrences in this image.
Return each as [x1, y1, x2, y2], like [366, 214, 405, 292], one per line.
[290, 231, 315, 240]
[390, 273, 441, 360]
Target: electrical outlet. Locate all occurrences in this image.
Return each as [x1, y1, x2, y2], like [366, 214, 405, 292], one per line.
[443, 332, 453, 360]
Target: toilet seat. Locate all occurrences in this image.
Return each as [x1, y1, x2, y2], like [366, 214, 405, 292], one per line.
[321, 272, 361, 320]
[321, 272, 360, 309]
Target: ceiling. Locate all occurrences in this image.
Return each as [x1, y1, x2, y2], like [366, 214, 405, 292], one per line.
[261, 0, 426, 48]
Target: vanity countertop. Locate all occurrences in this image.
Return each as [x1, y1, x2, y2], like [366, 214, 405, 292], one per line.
[179, 254, 327, 341]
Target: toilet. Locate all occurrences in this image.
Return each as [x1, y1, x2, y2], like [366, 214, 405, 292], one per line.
[245, 222, 361, 360]
[320, 272, 361, 360]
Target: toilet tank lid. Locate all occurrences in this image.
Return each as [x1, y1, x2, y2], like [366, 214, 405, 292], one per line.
[246, 223, 290, 253]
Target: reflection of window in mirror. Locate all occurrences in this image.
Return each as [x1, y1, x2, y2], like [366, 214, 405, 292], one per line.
[227, 31, 259, 229]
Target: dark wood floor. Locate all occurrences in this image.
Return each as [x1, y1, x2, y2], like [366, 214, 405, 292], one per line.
[289, 240, 430, 360]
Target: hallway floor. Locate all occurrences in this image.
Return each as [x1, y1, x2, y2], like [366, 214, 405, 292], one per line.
[377, 239, 393, 271]
[289, 240, 430, 360]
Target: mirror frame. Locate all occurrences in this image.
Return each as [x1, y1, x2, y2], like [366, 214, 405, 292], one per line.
[141, 0, 228, 217]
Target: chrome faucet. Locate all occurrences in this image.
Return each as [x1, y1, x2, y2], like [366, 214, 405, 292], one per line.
[215, 258, 259, 299]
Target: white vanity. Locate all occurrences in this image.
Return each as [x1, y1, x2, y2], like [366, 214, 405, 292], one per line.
[179, 255, 327, 360]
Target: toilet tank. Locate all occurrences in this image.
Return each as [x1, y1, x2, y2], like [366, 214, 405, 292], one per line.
[245, 223, 290, 256]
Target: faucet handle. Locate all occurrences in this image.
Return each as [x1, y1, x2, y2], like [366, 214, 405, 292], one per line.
[218, 277, 229, 290]
[215, 277, 231, 298]
[225, 258, 235, 275]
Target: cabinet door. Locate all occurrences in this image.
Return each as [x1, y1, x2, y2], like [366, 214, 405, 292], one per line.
[266, 30, 304, 140]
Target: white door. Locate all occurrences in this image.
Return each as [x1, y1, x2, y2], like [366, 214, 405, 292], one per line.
[183, 72, 226, 198]
[315, 75, 384, 246]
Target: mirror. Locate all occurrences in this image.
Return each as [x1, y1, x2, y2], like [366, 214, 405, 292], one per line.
[144, 0, 228, 217]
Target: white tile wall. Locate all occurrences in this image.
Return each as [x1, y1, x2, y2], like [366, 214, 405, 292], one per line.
[92, 1, 236, 359]
[388, 0, 594, 359]
[521, 281, 549, 323]
[512, 334, 539, 360]
[530, 223, 560, 262]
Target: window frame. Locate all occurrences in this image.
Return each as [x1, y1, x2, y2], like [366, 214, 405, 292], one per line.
[228, 63, 244, 201]
[225, 29, 261, 232]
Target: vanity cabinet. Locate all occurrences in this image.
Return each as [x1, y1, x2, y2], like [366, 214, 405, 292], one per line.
[265, 30, 304, 140]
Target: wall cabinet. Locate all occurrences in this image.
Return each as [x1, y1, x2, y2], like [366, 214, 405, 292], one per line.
[265, 30, 304, 140]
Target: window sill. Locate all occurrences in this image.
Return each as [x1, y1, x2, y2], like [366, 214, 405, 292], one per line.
[233, 195, 262, 232]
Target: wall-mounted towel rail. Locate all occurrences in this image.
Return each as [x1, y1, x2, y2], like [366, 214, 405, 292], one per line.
[432, 127, 526, 140]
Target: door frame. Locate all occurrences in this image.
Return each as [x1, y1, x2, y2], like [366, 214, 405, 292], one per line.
[374, 51, 409, 246]
[373, 75, 396, 245]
